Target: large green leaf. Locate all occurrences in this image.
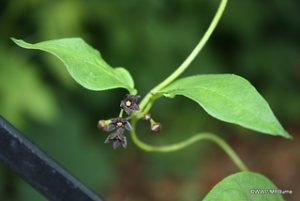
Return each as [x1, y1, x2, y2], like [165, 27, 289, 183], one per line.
[11, 38, 136, 94]
[159, 74, 291, 139]
[203, 171, 284, 201]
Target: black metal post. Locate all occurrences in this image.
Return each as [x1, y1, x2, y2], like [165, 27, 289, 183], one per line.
[0, 116, 104, 201]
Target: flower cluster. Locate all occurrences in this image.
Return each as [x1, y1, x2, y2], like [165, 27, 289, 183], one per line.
[97, 94, 140, 149]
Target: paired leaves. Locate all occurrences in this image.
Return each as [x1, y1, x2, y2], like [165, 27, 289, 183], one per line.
[12, 39, 290, 139]
[203, 171, 284, 201]
[12, 38, 291, 199]
[11, 38, 136, 94]
[159, 74, 291, 139]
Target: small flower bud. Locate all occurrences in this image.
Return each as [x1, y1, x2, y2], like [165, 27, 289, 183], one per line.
[144, 114, 151, 121]
[151, 123, 161, 133]
[97, 120, 107, 131]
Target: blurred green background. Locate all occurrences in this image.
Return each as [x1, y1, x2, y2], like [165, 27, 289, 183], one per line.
[0, 0, 299, 200]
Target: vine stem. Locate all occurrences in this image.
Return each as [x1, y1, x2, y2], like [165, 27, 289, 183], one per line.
[139, 0, 227, 113]
[130, 0, 247, 171]
[130, 121, 248, 171]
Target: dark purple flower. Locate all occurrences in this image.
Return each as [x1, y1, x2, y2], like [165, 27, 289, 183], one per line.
[104, 132, 127, 149]
[120, 94, 140, 115]
[107, 117, 132, 134]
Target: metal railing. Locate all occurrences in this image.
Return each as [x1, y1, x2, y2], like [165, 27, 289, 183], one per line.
[0, 116, 104, 201]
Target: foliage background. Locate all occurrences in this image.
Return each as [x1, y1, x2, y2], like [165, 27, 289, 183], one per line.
[0, 0, 299, 200]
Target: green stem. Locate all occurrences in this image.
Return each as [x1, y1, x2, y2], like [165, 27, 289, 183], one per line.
[139, 0, 227, 112]
[129, 0, 247, 172]
[119, 109, 124, 117]
[130, 121, 248, 171]
[130, 0, 246, 172]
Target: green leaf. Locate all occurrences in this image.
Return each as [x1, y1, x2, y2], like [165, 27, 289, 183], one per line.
[203, 171, 284, 201]
[11, 38, 136, 94]
[159, 74, 291, 139]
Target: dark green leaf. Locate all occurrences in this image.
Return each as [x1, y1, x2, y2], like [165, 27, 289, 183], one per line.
[11, 38, 136, 94]
[203, 171, 284, 201]
[159, 74, 291, 139]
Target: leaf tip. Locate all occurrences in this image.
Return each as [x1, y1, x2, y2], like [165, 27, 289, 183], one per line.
[10, 37, 29, 48]
[282, 131, 293, 140]
[10, 37, 19, 43]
